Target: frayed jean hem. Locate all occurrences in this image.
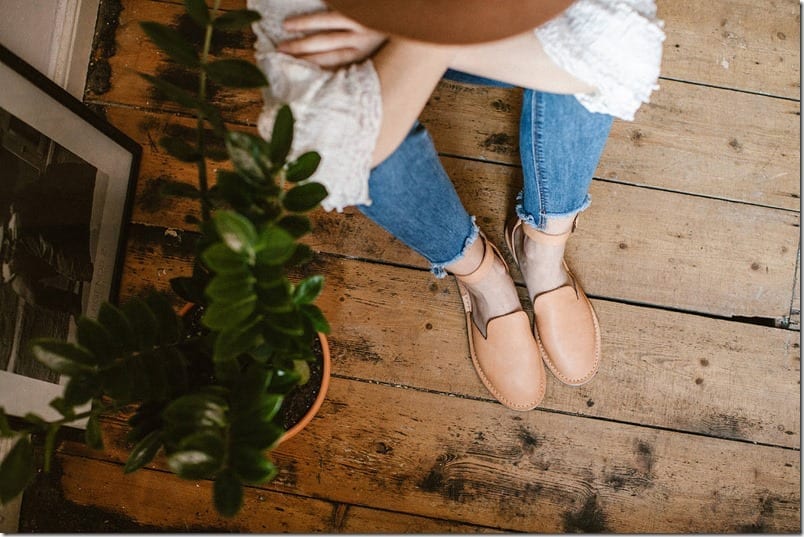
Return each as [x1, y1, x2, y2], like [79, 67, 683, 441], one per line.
[430, 216, 479, 279]
[515, 192, 591, 231]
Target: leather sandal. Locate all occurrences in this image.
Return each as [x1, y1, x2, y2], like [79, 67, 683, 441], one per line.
[454, 233, 546, 410]
[505, 218, 601, 386]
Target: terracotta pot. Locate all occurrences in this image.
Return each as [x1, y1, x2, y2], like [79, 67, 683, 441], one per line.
[177, 303, 331, 444]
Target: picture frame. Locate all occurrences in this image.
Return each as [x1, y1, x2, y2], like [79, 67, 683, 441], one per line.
[0, 44, 140, 423]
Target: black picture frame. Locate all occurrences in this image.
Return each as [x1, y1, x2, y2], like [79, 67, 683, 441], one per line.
[0, 44, 140, 422]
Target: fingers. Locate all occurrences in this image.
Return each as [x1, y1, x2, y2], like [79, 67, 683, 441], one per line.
[296, 49, 364, 69]
[277, 31, 361, 56]
[282, 10, 361, 33]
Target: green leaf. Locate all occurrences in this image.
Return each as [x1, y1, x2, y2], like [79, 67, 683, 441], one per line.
[205, 273, 256, 302]
[202, 243, 249, 274]
[213, 211, 258, 258]
[49, 398, 75, 419]
[231, 415, 284, 450]
[184, 0, 210, 26]
[171, 276, 206, 305]
[202, 294, 257, 330]
[163, 348, 189, 396]
[85, 415, 104, 450]
[213, 9, 261, 30]
[286, 243, 314, 267]
[99, 364, 132, 402]
[124, 430, 163, 474]
[163, 394, 228, 429]
[254, 226, 295, 266]
[231, 446, 277, 484]
[168, 430, 224, 479]
[0, 437, 35, 504]
[144, 292, 181, 345]
[285, 151, 320, 183]
[63, 374, 99, 406]
[205, 59, 268, 88]
[214, 469, 243, 517]
[301, 304, 330, 334]
[140, 73, 202, 110]
[159, 136, 200, 162]
[76, 318, 114, 366]
[140, 352, 170, 402]
[270, 105, 293, 165]
[0, 408, 14, 437]
[28, 340, 95, 375]
[214, 170, 255, 207]
[224, 131, 271, 184]
[266, 310, 304, 336]
[98, 302, 137, 353]
[294, 275, 324, 305]
[122, 298, 159, 352]
[140, 22, 199, 67]
[214, 317, 265, 362]
[283, 182, 328, 212]
[277, 215, 311, 238]
[293, 359, 311, 385]
[256, 279, 293, 313]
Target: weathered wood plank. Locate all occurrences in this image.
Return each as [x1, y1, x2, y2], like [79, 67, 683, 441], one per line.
[62, 379, 801, 533]
[790, 245, 801, 330]
[422, 80, 801, 211]
[115, 144, 800, 319]
[117, 229, 801, 448]
[46, 455, 492, 532]
[659, 0, 800, 99]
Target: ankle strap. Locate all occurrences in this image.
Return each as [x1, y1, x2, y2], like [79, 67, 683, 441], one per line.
[521, 215, 578, 245]
[455, 233, 506, 284]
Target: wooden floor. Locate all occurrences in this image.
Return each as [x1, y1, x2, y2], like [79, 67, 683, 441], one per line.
[19, 0, 800, 532]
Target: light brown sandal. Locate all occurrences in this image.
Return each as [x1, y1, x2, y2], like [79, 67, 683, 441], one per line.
[505, 218, 601, 386]
[455, 233, 546, 410]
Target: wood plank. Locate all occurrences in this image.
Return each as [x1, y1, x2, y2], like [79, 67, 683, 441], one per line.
[61, 379, 801, 533]
[790, 245, 801, 330]
[43, 455, 492, 532]
[115, 145, 800, 319]
[116, 230, 800, 448]
[659, 0, 801, 99]
[422, 79, 801, 211]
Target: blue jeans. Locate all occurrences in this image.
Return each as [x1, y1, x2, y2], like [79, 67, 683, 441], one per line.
[359, 70, 613, 277]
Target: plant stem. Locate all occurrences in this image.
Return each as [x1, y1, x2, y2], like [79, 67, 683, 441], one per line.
[196, 0, 222, 223]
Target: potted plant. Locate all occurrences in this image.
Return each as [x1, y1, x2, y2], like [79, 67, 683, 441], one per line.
[0, 0, 330, 518]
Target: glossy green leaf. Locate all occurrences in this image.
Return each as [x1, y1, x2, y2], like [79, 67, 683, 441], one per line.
[277, 215, 311, 238]
[202, 294, 257, 330]
[140, 352, 170, 402]
[214, 469, 243, 517]
[49, 398, 75, 419]
[270, 105, 293, 165]
[286, 243, 314, 267]
[285, 151, 320, 183]
[213, 317, 265, 362]
[293, 275, 324, 305]
[63, 374, 99, 406]
[99, 363, 132, 402]
[292, 359, 311, 386]
[0, 437, 35, 504]
[144, 293, 181, 345]
[205, 59, 268, 88]
[163, 394, 228, 429]
[301, 304, 330, 334]
[85, 415, 104, 450]
[231, 446, 278, 484]
[122, 298, 159, 352]
[266, 310, 304, 336]
[140, 22, 199, 67]
[184, 0, 210, 26]
[231, 416, 284, 450]
[225, 131, 270, 184]
[283, 182, 328, 212]
[159, 136, 200, 162]
[254, 226, 295, 266]
[256, 279, 293, 313]
[202, 243, 249, 274]
[162, 348, 189, 396]
[0, 408, 14, 437]
[76, 318, 113, 365]
[168, 431, 224, 479]
[98, 302, 137, 352]
[205, 273, 256, 302]
[213, 211, 258, 257]
[123, 430, 163, 474]
[213, 9, 261, 30]
[28, 340, 95, 375]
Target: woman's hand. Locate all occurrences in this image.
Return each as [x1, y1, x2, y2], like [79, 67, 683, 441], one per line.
[277, 10, 387, 69]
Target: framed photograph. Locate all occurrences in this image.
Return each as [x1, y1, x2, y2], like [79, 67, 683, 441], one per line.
[0, 45, 140, 422]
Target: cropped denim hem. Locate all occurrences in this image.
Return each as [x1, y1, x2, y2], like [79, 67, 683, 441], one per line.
[430, 216, 479, 279]
[515, 192, 591, 231]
